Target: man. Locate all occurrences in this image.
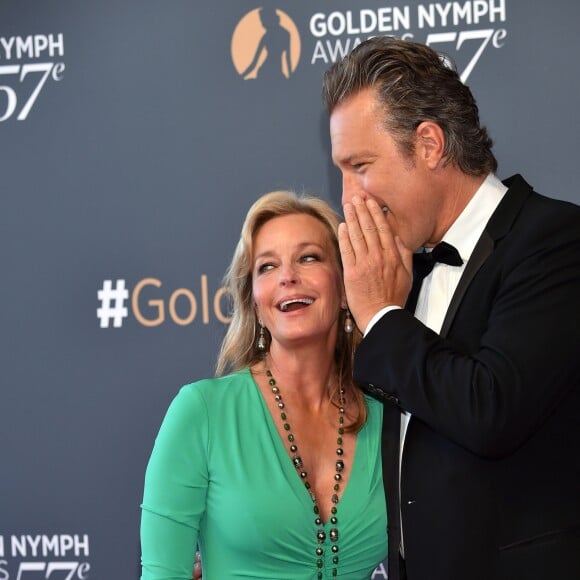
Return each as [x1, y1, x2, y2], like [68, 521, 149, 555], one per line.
[323, 36, 580, 580]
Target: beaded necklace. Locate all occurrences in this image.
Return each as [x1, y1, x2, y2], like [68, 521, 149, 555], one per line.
[265, 365, 346, 579]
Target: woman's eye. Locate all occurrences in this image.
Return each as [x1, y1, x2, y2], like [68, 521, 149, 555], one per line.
[257, 263, 275, 274]
[301, 254, 320, 263]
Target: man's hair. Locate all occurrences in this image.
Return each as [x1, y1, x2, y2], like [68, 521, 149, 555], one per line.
[322, 36, 497, 176]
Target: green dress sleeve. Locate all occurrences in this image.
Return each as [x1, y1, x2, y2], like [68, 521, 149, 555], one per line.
[140, 384, 209, 580]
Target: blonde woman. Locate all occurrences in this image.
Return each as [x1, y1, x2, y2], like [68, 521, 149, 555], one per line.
[140, 191, 387, 579]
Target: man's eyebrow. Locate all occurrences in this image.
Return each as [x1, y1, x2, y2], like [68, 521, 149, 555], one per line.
[334, 151, 374, 166]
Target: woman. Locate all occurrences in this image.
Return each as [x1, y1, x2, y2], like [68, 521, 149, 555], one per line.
[140, 191, 387, 579]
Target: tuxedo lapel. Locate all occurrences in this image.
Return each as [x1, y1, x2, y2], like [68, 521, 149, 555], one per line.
[439, 174, 533, 337]
[440, 231, 493, 337]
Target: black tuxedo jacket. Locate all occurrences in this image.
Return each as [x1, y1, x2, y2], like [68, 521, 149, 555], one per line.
[356, 175, 580, 580]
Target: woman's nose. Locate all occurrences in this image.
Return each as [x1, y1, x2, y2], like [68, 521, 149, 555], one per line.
[278, 264, 298, 286]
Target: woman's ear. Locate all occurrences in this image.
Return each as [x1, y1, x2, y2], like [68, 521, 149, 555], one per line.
[254, 303, 262, 326]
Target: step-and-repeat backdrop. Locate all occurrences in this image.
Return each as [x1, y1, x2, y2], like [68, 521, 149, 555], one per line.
[2, 1, 579, 578]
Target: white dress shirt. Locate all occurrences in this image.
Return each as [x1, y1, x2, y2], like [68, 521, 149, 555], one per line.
[363, 173, 508, 556]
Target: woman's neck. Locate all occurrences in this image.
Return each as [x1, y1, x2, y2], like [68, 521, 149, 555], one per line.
[258, 343, 337, 411]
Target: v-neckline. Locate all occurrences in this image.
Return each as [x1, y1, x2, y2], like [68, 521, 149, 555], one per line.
[247, 367, 361, 525]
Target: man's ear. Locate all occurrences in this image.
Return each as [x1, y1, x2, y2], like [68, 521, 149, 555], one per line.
[415, 121, 445, 169]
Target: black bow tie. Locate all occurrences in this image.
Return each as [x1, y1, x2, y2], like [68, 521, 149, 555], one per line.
[406, 242, 463, 312]
[413, 241, 463, 278]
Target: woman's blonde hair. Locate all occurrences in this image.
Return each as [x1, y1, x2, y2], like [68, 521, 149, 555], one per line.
[215, 190, 366, 430]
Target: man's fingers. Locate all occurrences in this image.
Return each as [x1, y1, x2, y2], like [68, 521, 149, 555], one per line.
[192, 551, 202, 579]
[343, 200, 367, 255]
[338, 222, 356, 268]
[395, 235, 413, 276]
[350, 196, 383, 252]
[365, 197, 397, 251]
[348, 196, 398, 260]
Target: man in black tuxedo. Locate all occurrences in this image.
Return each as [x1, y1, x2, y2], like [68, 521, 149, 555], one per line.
[323, 36, 580, 580]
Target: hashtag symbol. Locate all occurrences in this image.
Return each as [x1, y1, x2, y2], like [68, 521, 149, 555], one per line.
[97, 279, 129, 328]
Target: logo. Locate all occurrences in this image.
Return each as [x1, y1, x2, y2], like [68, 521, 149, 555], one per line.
[96, 277, 231, 329]
[230, 2, 508, 84]
[309, 1, 508, 82]
[96, 280, 129, 328]
[231, 8, 301, 80]
[0, 533, 90, 580]
[0, 33, 65, 121]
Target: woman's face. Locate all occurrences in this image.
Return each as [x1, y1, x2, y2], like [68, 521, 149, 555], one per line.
[252, 213, 344, 350]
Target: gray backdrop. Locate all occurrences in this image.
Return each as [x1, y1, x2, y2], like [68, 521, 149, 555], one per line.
[1, 1, 579, 578]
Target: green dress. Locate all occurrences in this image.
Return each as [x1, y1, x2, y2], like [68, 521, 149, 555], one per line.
[140, 368, 387, 579]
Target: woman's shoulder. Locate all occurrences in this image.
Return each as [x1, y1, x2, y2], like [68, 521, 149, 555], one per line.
[155, 369, 255, 442]
[177, 367, 254, 406]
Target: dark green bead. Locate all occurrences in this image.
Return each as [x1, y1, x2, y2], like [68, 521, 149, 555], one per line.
[317, 559, 323, 568]
[281, 412, 286, 420]
[339, 416, 344, 424]
[333, 556, 339, 564]
[283, 423, 290, 431]
[334, 484, 339, 491]
[338, 428, 344, 434]
[331, 517, 337, 524]
[331, 507, 337, 514]
[313, 505, 319, 514]
[269, 378, 275, 385]
[288, 434, 294, 442]
[337, 437, 342, 444]
[332, 568, 338, 576]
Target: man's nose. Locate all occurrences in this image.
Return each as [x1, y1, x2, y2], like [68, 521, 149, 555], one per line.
[341, 173, 360, 206]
